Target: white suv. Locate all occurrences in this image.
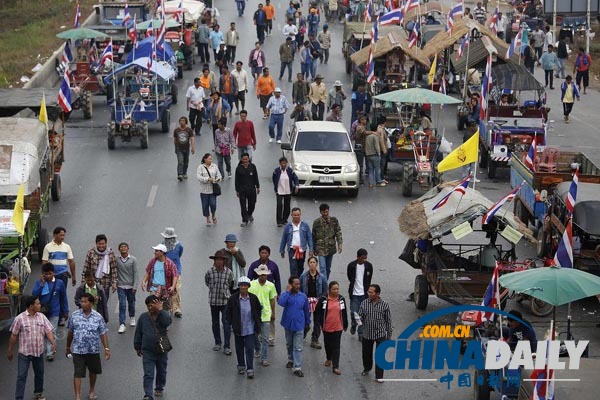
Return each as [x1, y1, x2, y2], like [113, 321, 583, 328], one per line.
[281, 121, 360, 197]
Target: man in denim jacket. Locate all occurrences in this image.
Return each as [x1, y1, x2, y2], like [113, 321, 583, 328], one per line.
[279, 207, 313, 277]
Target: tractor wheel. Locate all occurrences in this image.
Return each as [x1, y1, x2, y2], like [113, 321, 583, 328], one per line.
[402, 163, 414, 197]
[171, 85, 178, 104]
[82, 91, 93, 119]
[536, 228, 548, 258]
[51, 174, 61, 201]
[37, 227, 48, 262]
[474, 370, 491, 400]
[107, 122, 116, 150]
[161, 109, 170, 133]
[456, 115, 465, 131]
[487, 160, 497, 179]
[414, 275, 429, 310]
[140, 122, 149, 149]
[479, 146, 489, 169]
[531, 298, 554, 317]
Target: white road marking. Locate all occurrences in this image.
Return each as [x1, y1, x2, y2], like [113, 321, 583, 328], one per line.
[114, 302, 119, 314]
[146, 185, 158, 207]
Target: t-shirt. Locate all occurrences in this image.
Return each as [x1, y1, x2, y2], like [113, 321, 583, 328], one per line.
[42, 241, 74, 276]
[277, 169, 291, 195]
[152, 261, 166, 287]
[263, 4, 275, 19]
[564, 84, 574, 103]
[174, 127, 193, 149]
[186, 85, 205, 109]
[353, 263, 365, 296]
[249, 280, 277, 322]
[306, 273, 318, 298]
[291, 223, 301, 247]
[323, 297, 343, 333]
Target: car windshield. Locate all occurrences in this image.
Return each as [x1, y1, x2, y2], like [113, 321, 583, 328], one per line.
[294, 131, 352, 152]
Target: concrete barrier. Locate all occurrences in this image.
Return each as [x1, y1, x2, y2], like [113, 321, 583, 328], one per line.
[24, 11, 98, 89]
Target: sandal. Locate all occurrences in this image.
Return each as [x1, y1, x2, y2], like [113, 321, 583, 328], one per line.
[212, 216, 218, 224]
[206, 218, 211, 226]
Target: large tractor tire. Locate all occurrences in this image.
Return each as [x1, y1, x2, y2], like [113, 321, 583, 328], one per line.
[171, 85, 178, 104]
[402, 163, 414, 197]
[107, 122, 116, 150]
[82, 90, 93, 119]
[51, 174, 61, 201]
[487, 159, 497, 179]
[37, 227, 48, 262]
[479, 147, 489, 169]
[414, 275, 429, 310]
[161, 109, 170, 133]
[140, 122, 149, 149]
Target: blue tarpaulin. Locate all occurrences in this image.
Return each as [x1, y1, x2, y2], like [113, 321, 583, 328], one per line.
[126, 37, 175, 63]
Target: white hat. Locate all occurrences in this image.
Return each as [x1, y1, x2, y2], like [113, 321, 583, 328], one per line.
[254, 264, 272, 276]
[274, 87, 282, 92]
[238, 276, 251, 286]
[334, 80, 343, 87]
[160, 227, 177, 238]
[152, 244, 168, 253]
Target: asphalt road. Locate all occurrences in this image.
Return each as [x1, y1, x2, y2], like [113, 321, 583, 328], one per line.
[2, 1, 600, 399]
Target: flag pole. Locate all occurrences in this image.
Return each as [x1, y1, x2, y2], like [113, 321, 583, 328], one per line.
[359, 0, 369, 52]
[472, 140, 478, 190]
[463, 34, 471, 102]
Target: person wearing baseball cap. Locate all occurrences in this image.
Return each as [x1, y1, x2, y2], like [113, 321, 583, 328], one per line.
[205, 250, 234, 355]
[141, 244, 179, 312]
[248, 263, 278, 365]
[266, 87, 291, 143]
[160, 228, 184, 318]
[226, 276, 262, 378]
[220, 234, 247, 292]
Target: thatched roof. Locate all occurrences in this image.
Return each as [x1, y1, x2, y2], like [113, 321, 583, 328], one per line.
[421, 19, 518, 64]
[350, 31, 431, 68]
[404, 2, 450, 23]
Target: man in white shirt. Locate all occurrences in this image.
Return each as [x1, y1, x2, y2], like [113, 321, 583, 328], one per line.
[346, 249, 373, 339]
[186, 78, 206, 136]
[282, 18, 299, 52]
[231, 61, 249, 114]
[543, 25, 554, 53]
[496, 12, 508, 40]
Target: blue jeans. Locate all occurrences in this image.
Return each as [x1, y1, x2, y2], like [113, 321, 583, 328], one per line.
[280, 61, 293, 81]
[142, 352, 168, 398]
[311, 59, 319, 79]
[236, 0, 245, 15]
[117, 288, 136, 325]
[210, 305, 231, 349]
[288, 251, 306, 277]
[234, 333, 255, 371]
[46, 316, 59, 357]
[216, 153, 231, 177]
[269, 114, 284, 140]
[285, 329, 304, 370]
[301, 63, 311, 79]
[16, 354, 44, 400]
[237, 145, 253, 160]
[367, 155, 381, 186]
[200, 193, 217, 218]
[318, 254, 334, 280]
[350, 294, 367, 336]
[254, 321, 270, 361]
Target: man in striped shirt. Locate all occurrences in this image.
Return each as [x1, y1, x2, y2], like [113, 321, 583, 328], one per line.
[266, 87, 291, 144]
[8, 295, 56, 400]
[358, 284, 393, 382]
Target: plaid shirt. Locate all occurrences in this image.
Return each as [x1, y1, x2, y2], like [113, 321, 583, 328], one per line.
[312, 216, 343, 257]
[145, 257, 178, 292]
[205, 266, 233, 306]
[9, 311, 54, 357]
[82, 248, 118, 291]
[358, 298, 393, 341]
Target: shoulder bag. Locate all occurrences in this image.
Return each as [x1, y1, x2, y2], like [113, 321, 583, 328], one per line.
[39, 280, 57, 317]
[151, 315, 173, 354]
[204, 166, 222, 196]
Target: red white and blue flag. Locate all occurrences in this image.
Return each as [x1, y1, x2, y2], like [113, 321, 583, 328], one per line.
[123, 3, 132, 26]
[61, 41, 74, 68]
[554, 218, 574, 268]
[404, 0, 420, 13]
[530, 330, 556, 400]
[565, 168, 579, 213]
[431, 175, 471, 211]
[100, 40, 113, 66]
[89, 39, 97, 65]
[477, 262, 500, 323]
[482, 183, 524, 225]
[74, 0, 81, 27]
[489, 7, 499, 34]
[174, 1, 184, 23]
[129, 15, 138, 46]
[506, 29, 523, 58]
[447, 2, 463, 35]
[379, 8, 403, 25]
[480, 54, 492, 120]
[408, 22, 419, 48]
[58, 71, 72, 113]
[371, 17, 379, 42]
[364, 0, 374, 22]
[456, 33, 469, 60]
[524, 136, 537, 169]
[366, 48, 375, 84]
[156, 17, 166, 50]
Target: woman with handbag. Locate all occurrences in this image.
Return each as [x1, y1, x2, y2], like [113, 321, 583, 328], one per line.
[315, 281, 348, 375]
[197, 153, 223, 226]
[214, 118, 235, 178]
[134, 295, 172, 400]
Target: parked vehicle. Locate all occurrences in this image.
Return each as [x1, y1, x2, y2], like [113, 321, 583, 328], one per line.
[94, 0, 151, 26]
[281, 121, 360, 197]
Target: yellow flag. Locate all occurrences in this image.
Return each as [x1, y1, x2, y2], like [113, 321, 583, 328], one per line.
[428, 54, 437, 85]
[437, 130, 479, 173]
[11, 183, 25, 235]
[39, 94, 48, 131]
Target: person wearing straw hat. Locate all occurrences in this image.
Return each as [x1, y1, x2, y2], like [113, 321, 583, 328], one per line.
[226, 276, 262, 378]
[160, 228, 184, 318]
[249, 264, 277, 365]
[205, 250, 234, 355]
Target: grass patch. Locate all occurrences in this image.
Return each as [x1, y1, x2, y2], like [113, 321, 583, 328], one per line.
[0, 0, 96, 88]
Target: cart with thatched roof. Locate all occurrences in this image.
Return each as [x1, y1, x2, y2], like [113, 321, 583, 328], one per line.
[398, 183, 533, 310]
[342, 22, 398, 75]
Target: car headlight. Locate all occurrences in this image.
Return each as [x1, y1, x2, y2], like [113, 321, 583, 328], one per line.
[344, 163, 358, 173]
[295, 163, 309, 172]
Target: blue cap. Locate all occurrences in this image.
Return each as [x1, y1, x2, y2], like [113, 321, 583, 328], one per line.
[225, 234, 238, 243]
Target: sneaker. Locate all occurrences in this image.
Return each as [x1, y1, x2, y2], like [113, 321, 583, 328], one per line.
[254, 351, 260, 358]
[182, 175, 188, 179]
[269, 138, 274, 143]
[118, 324, 126, 334]
[276, 139, 282, 144]
[286, 361, 293, 368]
[46, 355, 54, 362]
[130, 317, 136, 326]
[224, 348, 232, 356]
[376, 182, 386, 187]
[241, 222, 248, 227]
[238, 366, 246, 374]
[213, 345, 221, 351]
[376, 379, 384, 383]
[361, 370, 369, 376]
[247, 370, 254, 379]
[310, 341, 322, 349]
[261, 360, 270, 367]
[294, 370, 304, 377]
[228, 172, 231, 177]
[177, 175, 183, 181]
[350, 326, 356, 335]
[34, 394, 46, 400]
[154, 389, 164, 397]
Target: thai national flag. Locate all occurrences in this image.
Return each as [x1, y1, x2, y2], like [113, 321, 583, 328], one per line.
[524, 136, 537, 170]
[58, 72, 72, 113]
[129, 15, 138, 46]
[156, 17, 166, 50]
[366, 48, 375, 84]
[123, 3, 132, 26]
[371, 17, 379, 42]
[174, 1, 184, 23]
[477, 262, 500, 323]
[73, 0, 81, 28]
[565, 168, 579, 214]
[506, 29, 522, 58]
[482, 183, 524, 225]
[554, 218, 574, 268]
[404, 0, 420, 13]
[379, 8, 403, 25]
[408, 22, 419, 48]
[480, 54, 492, 120]
[489, 7, 499, 34]
[89, 39, 97, 65]
[447, 2, 463, 35]
[431, 175, 471, 211]
[61, 41, 74, 68]
[365, 0, 373, 22]
[100, 40, 113, 66]
[399, 0, 406, 25]
[530, 329, 556, 400]
[456, 33, 469, 60]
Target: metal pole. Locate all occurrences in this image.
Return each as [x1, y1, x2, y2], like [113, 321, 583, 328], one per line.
[463, 35, 471, 102]
[586, 0, 591, 54]
[552, 0, 557, 47]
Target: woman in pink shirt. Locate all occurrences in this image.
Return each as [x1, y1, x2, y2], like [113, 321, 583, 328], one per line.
[315, 281, 348, 375]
